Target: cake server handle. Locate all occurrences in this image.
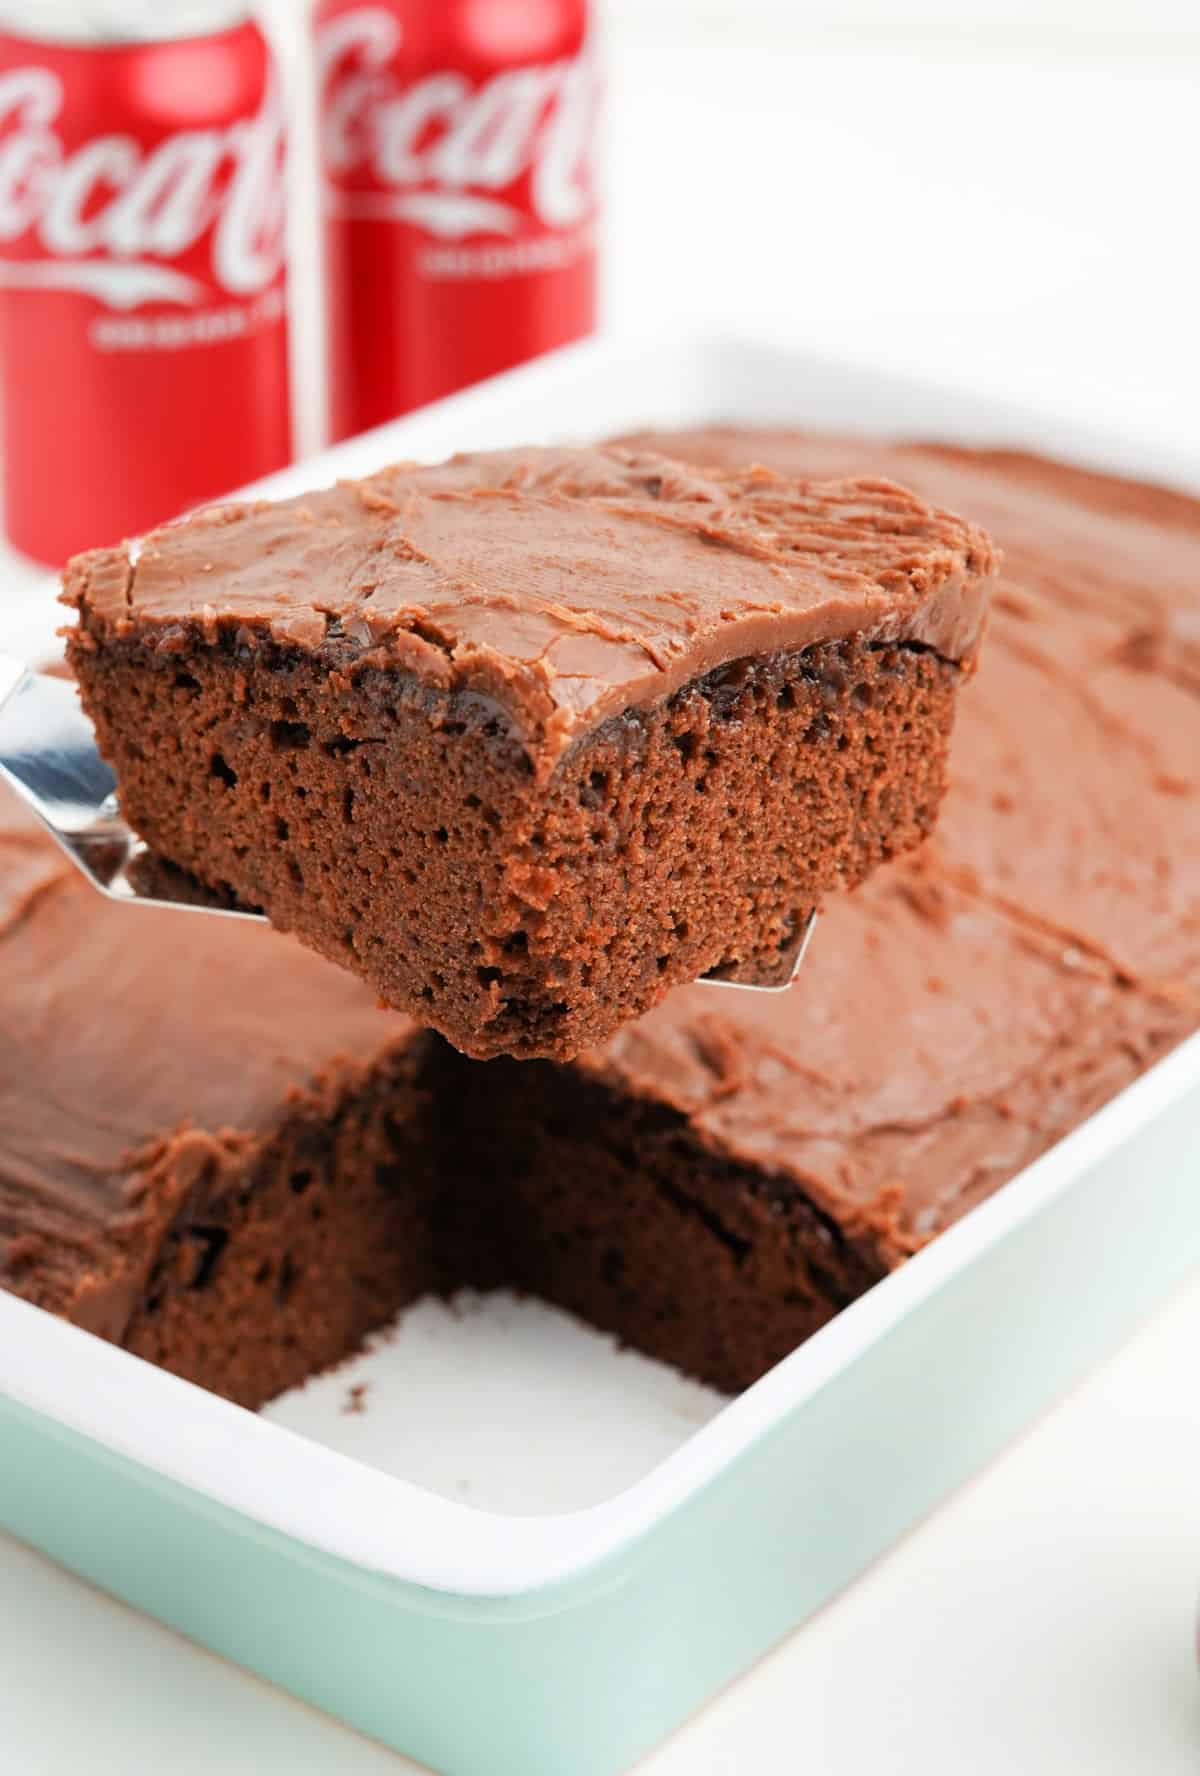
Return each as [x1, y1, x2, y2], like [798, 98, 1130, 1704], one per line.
[0, 652, 267, 922]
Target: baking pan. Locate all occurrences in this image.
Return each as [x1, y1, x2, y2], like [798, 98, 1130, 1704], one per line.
[2, 335, 1199, 1776]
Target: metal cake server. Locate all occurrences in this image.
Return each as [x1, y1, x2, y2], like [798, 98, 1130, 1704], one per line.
[0, 652, 815, 985]
[0, 652, 256, 923]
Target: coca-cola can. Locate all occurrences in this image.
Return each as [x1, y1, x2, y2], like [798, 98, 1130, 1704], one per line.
[0, 1, 291, 566]
[314, 0, 599, 441]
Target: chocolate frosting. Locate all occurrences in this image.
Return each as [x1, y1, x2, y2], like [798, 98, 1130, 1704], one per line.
[582, 430, 1200, 1258]
[63, 446, 995, 776]
[4, 435, 1196, 1334]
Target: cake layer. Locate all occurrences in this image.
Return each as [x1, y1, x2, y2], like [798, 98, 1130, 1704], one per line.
[70, 633, 963, 1059]
[3, 436, 1197, 1403]
[65, 446, 996, 1059]
[0, 792, 439, 1405]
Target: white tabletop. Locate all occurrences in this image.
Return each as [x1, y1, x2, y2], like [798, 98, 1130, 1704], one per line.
[3, 14, 1200, 1773]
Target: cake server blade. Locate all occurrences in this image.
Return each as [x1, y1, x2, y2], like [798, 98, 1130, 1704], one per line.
[700, 910, 818, 993]
[0, 655, 815, 986]
[0, 653, 266, 922]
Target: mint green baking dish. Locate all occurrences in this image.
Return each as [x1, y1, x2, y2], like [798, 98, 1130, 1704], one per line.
[3, 338, 1199, 1776]
[3, 1022, 1199, 1775]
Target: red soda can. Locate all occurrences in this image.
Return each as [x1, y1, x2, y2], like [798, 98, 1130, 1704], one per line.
[314, 0, 599, 441]
[0, 2, 291, 566]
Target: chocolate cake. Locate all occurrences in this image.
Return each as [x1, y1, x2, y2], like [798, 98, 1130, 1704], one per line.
[3, 436, 1197, 1405]
[64, 445, 995, 1061]
[0, 792, 447, 1410]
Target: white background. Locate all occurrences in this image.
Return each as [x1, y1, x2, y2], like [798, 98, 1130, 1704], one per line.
[3, 1, 1200, 1771]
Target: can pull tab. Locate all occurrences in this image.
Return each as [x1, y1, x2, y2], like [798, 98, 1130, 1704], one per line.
[0, 3, 251, 46]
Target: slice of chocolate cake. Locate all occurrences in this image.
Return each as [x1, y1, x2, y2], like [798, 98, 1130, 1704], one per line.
[64, 446, 996, 1061]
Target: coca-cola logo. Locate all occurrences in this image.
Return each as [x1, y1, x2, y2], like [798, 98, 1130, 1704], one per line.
[0, 67, 286, 309]
[317, 7, 597, 240]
